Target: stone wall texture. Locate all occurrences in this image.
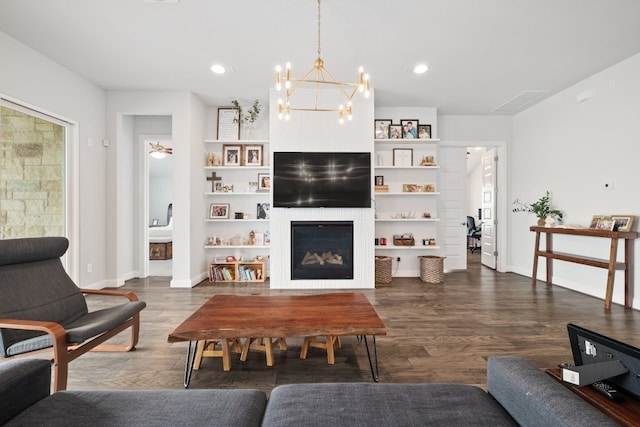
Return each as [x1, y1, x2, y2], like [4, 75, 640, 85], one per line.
[1, 106, 64, 238]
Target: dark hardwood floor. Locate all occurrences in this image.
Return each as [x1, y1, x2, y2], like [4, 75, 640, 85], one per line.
[63, 251, 640, 394]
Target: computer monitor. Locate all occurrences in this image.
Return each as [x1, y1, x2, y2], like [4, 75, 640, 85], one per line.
[568, 323, 640, 399]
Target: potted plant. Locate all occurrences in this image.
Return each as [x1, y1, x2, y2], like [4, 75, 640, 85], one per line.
[512, 190, 563, 226]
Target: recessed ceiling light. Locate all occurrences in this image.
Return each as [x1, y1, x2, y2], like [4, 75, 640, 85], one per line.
[413, 64, 429, 74]
[210, 64, 226, 74]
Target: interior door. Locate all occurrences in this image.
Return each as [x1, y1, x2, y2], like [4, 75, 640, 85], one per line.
[438, 146, 467, 270]
[481, 149, 497, 269]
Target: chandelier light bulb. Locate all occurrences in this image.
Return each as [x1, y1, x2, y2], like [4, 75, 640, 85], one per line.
[275, 65, 282, 91]
[285, 62, 291, 89]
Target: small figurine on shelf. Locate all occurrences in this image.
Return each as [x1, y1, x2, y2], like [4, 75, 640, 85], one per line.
[249, 230, 255, 246]
[207, 153, 220, 166]
[420, 155, 436, 166]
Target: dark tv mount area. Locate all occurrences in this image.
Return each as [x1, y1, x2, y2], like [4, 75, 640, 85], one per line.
[563, 323, 640, 400]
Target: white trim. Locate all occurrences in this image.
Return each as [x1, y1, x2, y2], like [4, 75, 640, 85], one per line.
[440, 139, 508, 273]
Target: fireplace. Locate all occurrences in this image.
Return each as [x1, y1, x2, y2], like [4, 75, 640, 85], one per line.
[291, 221, 354, 280]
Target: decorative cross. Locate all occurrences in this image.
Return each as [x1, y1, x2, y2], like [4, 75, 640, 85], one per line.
[206, 172, 222, 192]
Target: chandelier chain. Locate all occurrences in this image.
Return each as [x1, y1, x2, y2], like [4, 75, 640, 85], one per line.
[317, 0, 321, 57]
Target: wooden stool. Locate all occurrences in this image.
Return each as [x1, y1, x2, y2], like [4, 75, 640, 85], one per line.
[240, 337, 287, 366]
[300, 336, 342, 364]
[193, 338, 242, 372]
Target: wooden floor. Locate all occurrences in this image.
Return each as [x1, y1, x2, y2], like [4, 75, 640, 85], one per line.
[64, 252, 640, 394]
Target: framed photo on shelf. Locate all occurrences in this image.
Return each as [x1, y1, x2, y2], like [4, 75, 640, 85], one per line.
[389, 124, 402, 139]
[418, 124, 432, 139]
[217, 107, 240, 140]
[595, 217, 616, 231]
[222, 144, 242, 166]
[244, 144, 263, 166]
[611, 215, 635, 232]
[209, 203, 229, 219]
[374, 119, 391, 139]
[589, 215, 605, 229]
[213, 181, 224, 193]
[393, 148, 413, 167]
[258, 173, 271, 190]
[375, 175, 384, 186]
[257, 202, 271, 219]
[400, 119, 419, 138]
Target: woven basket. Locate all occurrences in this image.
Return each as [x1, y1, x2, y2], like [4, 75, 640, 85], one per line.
[375, 256, 393, 283]
[419, 256, 445, 283]
[393, 237, 415, 246]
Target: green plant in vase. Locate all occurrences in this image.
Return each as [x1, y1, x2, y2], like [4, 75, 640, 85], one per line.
[512, 190, 563, 226]
[231, 99, 261, 139]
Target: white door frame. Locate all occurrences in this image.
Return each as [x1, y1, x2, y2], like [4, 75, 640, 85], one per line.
[443, 140, 508, 272]
[138, 134, 172, 278]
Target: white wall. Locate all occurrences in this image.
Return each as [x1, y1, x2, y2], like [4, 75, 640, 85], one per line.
[509, 52, 640, 309]
[106, 91, 207, 288]
[269, 88, 375, 289]
[0, 30, 107, 287]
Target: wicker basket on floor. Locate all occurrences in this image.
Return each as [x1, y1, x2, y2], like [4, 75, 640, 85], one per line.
[419, 256, 445, 283]
[375, 256, 393, 283]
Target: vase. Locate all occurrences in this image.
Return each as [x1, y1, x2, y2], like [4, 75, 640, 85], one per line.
[242, 123, 255, 140]
[537, 218, 545, 226]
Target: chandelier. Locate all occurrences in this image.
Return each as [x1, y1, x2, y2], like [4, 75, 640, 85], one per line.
[275, 0, 370, 123]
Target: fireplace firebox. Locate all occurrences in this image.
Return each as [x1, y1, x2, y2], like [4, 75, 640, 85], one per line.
[291, 221, 354, 280]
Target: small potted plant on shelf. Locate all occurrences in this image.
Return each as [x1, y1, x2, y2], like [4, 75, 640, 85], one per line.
[231, 99, 261, 139]
[512, 190, 563, 226]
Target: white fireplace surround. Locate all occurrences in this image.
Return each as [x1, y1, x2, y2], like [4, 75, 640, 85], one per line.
[269, 88, 375, 289]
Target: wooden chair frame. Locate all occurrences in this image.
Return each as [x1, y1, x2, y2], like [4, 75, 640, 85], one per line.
[0, 289, 141, 392]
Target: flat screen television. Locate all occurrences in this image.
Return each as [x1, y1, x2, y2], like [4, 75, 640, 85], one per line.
[273, 152, 371, 208]
[568, 323, 640, 399]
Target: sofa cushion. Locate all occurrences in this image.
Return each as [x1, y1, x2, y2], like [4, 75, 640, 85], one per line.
[487, 355, 618, 427]
[263, 382, 517, 426]
[5, 389, 267, 427]
[0, 358, 51, 425]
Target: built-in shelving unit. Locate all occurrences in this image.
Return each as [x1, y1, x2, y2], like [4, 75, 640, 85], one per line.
[373, 137, 441, 262]
[203, 139, 271, 281]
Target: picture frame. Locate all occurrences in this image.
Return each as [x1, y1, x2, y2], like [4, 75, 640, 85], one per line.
[374, 119, 392, 139]
[257, 202, 270, 219]
[389, 124, 402, 139]
[393, 148, 413, 167]
[611, 215, 635, 232]
[400, 119, 419, 138]
[244, 144, 263, 166]
[258, 173, 271, 190]
[595, 217, 616, 231]
[375, 175, 384, 186]
[589, 215, 605, 229]
[209, 203, 229, 219]
[213, 181, 224, 193]
[418, 124, 432, 139]
[222, 144, 242, 166]
[217, 107, 240, 140]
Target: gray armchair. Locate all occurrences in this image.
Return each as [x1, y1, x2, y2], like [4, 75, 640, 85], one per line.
[0, 237, 146, 391]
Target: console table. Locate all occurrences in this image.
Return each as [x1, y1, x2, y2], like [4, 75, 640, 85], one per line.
[546, 368, 640, 426]
[530, 226, 638, 309]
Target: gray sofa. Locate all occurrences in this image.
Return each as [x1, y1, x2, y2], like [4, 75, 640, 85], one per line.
[1, 356, 615, 426]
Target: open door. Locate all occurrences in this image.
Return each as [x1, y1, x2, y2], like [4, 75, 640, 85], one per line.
[439, 146, 468, 270]
[480, 149, 497, 269]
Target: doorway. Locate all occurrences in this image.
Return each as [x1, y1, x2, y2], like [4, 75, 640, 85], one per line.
[466, 145, 501, 270]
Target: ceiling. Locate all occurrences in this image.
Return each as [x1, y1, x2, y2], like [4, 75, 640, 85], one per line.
[1, 0, 639, 115]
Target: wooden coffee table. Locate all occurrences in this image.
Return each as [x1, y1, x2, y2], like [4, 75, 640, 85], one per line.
[168, 292, 387, 387]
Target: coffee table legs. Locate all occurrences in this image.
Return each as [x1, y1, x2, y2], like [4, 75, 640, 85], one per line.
[362, 335, 380, 382]
[183, 340, 199, 388]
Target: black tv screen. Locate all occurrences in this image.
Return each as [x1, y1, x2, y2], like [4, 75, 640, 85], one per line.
[273, 152, 371, 208]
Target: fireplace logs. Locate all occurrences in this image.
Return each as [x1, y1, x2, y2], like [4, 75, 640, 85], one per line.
[301, 251, 344, 266]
